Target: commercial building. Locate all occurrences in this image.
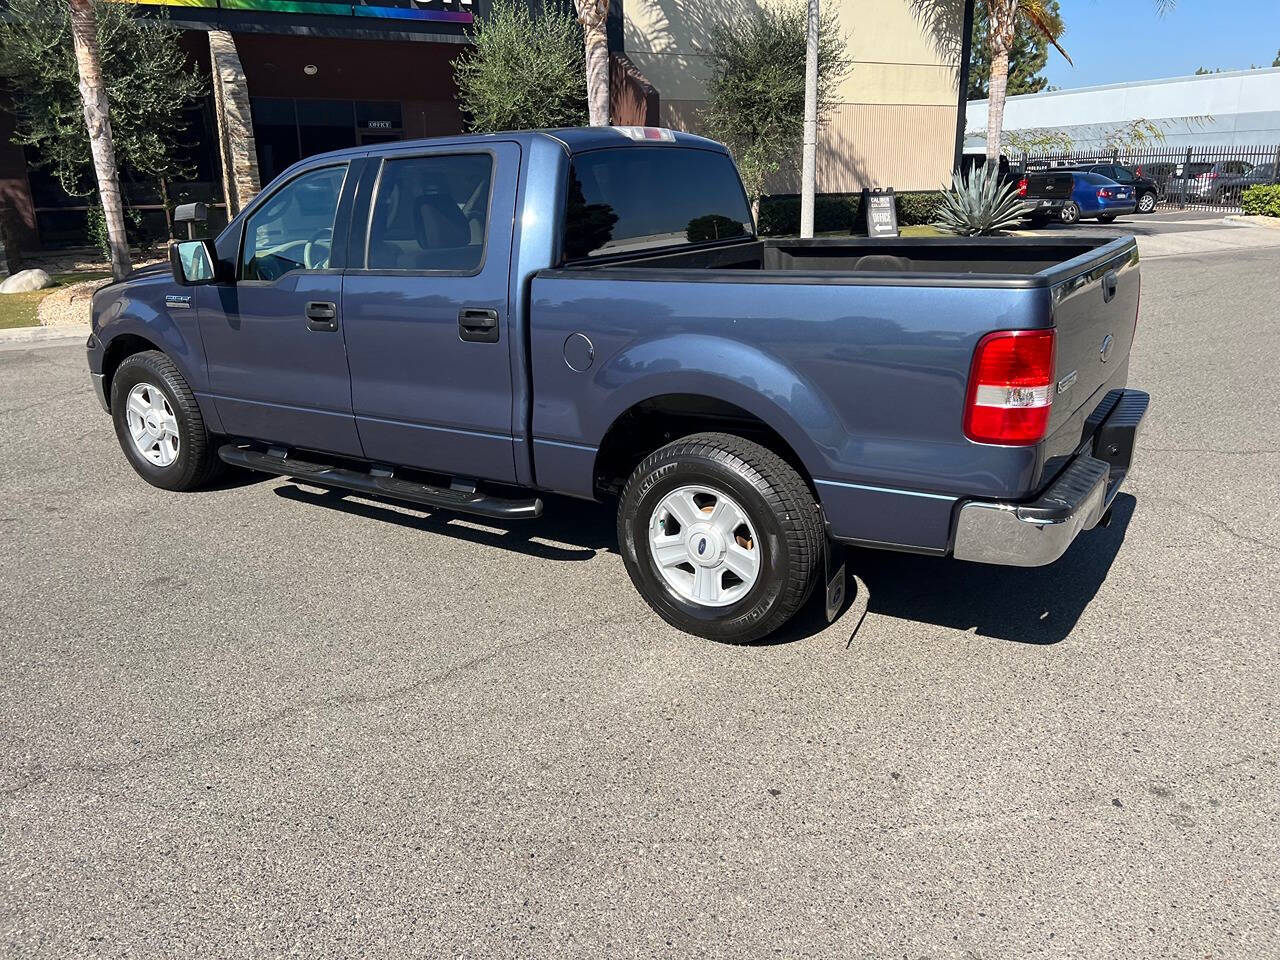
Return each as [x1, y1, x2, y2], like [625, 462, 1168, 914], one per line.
[965, 67, 1280, 153]
[0, 0, 970, 253]
[621, 0, 971, 193]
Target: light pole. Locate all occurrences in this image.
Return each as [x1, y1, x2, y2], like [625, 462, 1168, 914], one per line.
[799, 0, 819, 238]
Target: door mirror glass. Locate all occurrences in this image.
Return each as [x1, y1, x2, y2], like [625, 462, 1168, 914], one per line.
[169, 239, 218, 286]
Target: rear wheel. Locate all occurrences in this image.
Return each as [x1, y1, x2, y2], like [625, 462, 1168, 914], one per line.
[110, 350, 222, 491]
[1060, 201, 1081, 224]
[1137, 191, 1157, 214]
[616, 432, 824, 644]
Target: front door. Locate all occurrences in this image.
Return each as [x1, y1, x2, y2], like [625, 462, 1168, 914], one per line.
[342, 143, 520, 482]
[197, 161, 364, 457]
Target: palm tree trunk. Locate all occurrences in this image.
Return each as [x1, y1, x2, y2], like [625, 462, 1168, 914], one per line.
[985, 45, 1009, 163]
[575, 0, 611, 126]
[68, 0, 131, 280]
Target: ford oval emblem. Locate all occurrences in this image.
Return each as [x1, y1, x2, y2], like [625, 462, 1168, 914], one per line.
[1100, 334, 1114, 363]
[697, 537, 707, 555]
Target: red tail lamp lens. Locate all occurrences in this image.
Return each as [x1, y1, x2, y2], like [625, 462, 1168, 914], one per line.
[964, 329, 1056, 445]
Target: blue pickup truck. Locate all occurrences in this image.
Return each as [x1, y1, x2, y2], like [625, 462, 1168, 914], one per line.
[87, 127, 1148, 643]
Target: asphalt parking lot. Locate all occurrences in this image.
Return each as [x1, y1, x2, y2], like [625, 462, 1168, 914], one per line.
[2, 225, 1278, 958]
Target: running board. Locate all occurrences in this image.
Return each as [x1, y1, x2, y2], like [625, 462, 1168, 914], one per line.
[217, 444, 543, 520]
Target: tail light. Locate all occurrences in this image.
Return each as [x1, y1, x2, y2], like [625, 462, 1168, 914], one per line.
[964, 329, 1056, 446]
[1098, 187, 1115, 199]
[1196, 171, 1218, 180]
[1017, 177, 1028, 198]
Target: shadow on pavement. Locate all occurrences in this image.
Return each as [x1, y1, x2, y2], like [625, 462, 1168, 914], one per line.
[845, 493, 1137, 646]
[273, 483, 615, 562]
[273, 479, 1137, 648]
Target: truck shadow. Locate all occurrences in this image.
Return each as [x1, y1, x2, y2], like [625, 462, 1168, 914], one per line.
[273, 480, 1135, 647]
[272, 483, 616, 562]
[835, 493, 1138, 646]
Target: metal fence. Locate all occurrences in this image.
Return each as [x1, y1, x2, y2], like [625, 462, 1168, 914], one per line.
[1018, 145, 1280, 212]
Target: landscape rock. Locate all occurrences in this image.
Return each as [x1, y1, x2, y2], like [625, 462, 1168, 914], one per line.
[0, 268, 54, 294]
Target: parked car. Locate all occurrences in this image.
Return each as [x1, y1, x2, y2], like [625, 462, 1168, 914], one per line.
[1164, 160, 1257, 202]
[1020, 170, 1137, 224]
[1211, 162, 1277, 204]
[87, 127, 1148, 644]
[1069, 163, 1161, 214]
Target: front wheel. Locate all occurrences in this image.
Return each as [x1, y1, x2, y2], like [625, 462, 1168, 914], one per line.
[616, 432, 825, 644]
[110, 350, 223, 491]
[1137, 191, 1157, 214]
[1060, 201, 1081, 224]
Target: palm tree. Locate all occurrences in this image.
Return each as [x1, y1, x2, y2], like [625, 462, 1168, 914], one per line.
[983, 0, 1069, 162]
[68, 0, 130, 279]
[573, 0, 610, 126]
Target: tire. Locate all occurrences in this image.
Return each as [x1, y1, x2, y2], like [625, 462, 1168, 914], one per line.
[1060, 201, 1081, 225]
[110, 350, 222, 492]
[616, 432, 825, 644]
[1028, 213, 1051, 227]
[1097, 214, 1117, 223]
[1137, 191, 1157, 214]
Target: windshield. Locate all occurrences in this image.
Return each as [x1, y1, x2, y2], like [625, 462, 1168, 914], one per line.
[563, 147, 754, 261]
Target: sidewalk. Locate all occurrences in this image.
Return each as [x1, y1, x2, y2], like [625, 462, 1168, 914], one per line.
[0, 322, 89, 347]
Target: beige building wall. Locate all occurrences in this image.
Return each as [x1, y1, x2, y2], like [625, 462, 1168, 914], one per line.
[623, 0, 963, 192]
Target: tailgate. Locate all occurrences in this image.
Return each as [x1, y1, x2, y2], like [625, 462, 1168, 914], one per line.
[1027, 172, 1074, 199]
[1045, 243, 1140, 440]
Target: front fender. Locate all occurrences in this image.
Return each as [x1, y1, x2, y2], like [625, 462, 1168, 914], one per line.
[91, 280, 207, 395]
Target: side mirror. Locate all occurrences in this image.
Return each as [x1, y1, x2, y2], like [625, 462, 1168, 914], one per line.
[169, 239, 219, 286]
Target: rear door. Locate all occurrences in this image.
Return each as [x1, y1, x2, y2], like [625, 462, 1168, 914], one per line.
[342, 142, 520, 483]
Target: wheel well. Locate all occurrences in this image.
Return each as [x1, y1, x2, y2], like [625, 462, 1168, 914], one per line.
[593, 394, 815, 499]
[102, 334, 162, 403]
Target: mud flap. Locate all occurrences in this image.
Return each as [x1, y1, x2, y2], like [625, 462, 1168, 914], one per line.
[823, 537, 847, 623]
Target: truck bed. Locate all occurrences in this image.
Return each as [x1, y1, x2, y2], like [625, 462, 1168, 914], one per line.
[549, 236, 1126, 284]
[530, 233, 1139, 553]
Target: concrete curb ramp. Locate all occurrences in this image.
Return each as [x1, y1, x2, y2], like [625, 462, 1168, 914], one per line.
[0, 322, 90, 347]
[1137, 224, 1280, 259]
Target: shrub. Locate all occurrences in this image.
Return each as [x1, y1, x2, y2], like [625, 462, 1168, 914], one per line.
[87, 203, 147, 261]
[756, 190, 946, 235]
[453, 0, 587, 132]
[703, 1, 849, 211]
[936, 166, 1028, 236]
[1241, 184, 1280, 217]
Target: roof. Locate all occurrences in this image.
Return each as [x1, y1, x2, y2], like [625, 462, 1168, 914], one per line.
[295, 127, 728, 167]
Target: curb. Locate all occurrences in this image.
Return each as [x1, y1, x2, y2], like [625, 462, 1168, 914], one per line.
[0, 322, 90, 346]
[1224, 215, 1280, 230]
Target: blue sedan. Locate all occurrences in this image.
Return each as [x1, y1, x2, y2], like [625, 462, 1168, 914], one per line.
[1061, 171, 1136, 224]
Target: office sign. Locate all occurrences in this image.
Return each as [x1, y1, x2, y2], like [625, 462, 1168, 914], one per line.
[863, 188, 899, 238]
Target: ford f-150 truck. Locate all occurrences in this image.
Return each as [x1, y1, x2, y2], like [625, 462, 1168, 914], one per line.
[87, 126, 1148, 644]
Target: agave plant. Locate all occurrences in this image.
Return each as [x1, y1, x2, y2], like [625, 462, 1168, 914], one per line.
[936, 164, 1029, 236]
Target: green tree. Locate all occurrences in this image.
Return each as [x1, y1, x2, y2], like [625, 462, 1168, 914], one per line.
[702, 0, 850, 216]
[0, 1, 205, 221]
[979, 0, 1070, 162]
[968, 0, 1061, 99]
[454, 0, 588, 133]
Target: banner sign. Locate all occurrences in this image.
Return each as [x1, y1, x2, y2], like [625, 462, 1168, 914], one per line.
[125, 0, 473, 24]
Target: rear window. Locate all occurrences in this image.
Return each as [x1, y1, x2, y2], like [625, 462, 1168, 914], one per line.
[563, 147, 753, 261]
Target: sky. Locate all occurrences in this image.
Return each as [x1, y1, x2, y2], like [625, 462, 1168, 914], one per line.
[1040, 0, 1280, 90]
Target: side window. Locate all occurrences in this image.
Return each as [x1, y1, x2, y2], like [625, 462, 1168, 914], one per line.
[366, 154, 492, 272]
[241, 165, 346, 281]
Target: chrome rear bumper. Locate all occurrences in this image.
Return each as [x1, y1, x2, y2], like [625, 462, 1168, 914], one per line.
[952, 389, 1149, 567]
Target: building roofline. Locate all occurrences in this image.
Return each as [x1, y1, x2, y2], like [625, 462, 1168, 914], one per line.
[968, 65, 1280, 108]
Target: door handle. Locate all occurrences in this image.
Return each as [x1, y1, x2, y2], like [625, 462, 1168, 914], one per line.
[306, 301, 338, 332]
[1102, 271, 1118, 303]
[459, 308, 500, 343]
